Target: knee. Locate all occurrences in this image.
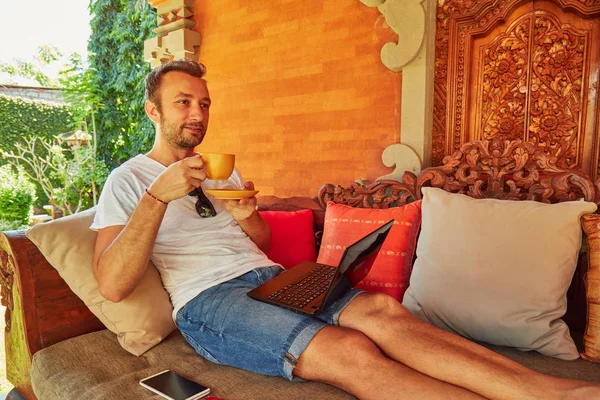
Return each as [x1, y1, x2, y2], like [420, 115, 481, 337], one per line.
[337, 329, 380, 357]
[322, 328, 382, 364]
[295, 327, 382, 380]
[359, 292, 410, 318]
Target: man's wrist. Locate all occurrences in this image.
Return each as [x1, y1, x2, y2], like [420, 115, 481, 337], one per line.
[145, 188, 169, 205]
[235, 208, 259, 223]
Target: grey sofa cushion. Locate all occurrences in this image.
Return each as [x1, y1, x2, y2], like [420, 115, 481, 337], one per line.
[31, 329, 600, 400]
[483, 334, 600, 383]
[31, 329, 354, 400]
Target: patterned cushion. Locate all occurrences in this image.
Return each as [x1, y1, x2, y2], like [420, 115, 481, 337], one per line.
[317, 201, 422, 301]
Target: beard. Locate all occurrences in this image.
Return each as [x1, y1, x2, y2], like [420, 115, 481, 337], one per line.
[159, 114, 206, 149]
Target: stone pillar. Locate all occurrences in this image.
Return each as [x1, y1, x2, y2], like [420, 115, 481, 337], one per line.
[360, 0, 436, 181]
[144, 0, 202, 67]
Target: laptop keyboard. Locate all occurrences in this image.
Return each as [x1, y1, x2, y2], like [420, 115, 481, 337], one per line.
[267, 264, 336, 309]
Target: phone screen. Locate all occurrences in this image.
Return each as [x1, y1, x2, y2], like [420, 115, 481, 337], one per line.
[140, 370, 210, 400]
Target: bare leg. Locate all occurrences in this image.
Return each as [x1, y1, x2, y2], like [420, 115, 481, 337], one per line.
[295, 326, 485, 400]
[339, 292, 600, 400]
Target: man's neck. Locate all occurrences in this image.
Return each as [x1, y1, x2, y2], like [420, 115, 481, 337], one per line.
[146, 142, 196, 167]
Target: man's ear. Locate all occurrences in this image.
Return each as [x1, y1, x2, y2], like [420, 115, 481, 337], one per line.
[145, 100, 161, 124]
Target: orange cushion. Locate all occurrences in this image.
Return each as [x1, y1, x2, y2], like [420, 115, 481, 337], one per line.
[317, 201, 422, 301]
[259, 209, 317, 269]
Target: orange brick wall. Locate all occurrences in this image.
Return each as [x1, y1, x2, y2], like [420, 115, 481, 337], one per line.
[193, 0, 402, 197]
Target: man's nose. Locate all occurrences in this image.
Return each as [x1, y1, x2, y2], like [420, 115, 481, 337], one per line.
[188, 103, 204, 121]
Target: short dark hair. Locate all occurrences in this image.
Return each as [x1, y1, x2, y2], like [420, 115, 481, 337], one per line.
[144, 60, 207, 106]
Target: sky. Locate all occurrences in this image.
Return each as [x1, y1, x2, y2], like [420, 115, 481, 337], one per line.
[0, 0, 92, 87]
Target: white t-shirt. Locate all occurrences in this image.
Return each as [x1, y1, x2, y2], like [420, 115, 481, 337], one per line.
[90, 154, 277, 320]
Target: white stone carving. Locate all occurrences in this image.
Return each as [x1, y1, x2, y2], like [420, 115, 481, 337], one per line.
[144, 29, 202, 67]
[360, 0, 425, 71]
[360, 0, 435, 182]
[376, 143, 422, 181]
[144, 0, 202, 67]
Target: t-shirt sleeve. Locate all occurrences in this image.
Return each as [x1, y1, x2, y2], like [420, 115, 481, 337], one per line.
[90, 169, 145, 231]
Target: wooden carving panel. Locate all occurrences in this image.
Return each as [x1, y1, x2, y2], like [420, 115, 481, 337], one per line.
[529, 15, 585, 168]
[479, 17, 529, 143]
[0, 251, 14, 332]
[479, 13, 588, 169]
[318, 138, 600, 209]
[433, 0, 600, 180]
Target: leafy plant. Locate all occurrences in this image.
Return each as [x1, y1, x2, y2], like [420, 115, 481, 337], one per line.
[0, 45, 64, 87]
[3, 2, 156, 172]
[0, 45, 108, 208]
[0, 165, 37, 226]
[88, 0, 156, 168]
[0, 95, 75, 161]
[57, 52, 106, 204]
[0, 219, 30, 231]
[2, 137, 109, 216]
[0, 94, 75, 207]
[58, 53, 103, 125]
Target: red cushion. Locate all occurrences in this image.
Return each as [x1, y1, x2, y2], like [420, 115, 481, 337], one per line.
[259, 209, 317, 269]
[317, 201, 422, 301]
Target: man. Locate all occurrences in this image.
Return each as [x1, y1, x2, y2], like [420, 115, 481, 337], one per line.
[92, 60, 599, 400]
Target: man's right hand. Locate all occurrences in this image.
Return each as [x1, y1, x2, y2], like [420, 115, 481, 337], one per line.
[147, 154, 207, 203]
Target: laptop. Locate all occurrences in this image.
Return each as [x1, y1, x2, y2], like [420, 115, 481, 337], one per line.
[248, 219, 394, 316]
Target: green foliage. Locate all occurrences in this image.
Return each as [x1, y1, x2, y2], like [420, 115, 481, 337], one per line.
[0, 45, 63, 87]
[0, 219, 29, 231]
[0, 95, 75, 158]
[49, 143, 110, 213]
[0, 45, 93, 130]
[2, 137, 109, 216]
[58, 53, 103, 128]
[0, 165, 36, 226]
[0, 95, 75, 206]
[89, 0, 156, 168]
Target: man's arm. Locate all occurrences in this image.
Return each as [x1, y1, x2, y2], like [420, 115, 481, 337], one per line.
[93, 154, 207, 302]
[237, 210, 271, 253]
[224, 181, 271, 253]
[93, 195, 167, 302]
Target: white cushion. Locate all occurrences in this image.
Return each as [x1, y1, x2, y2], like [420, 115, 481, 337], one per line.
[402, 187, 596, 360]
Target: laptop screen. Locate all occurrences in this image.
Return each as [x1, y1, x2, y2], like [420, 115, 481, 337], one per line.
[337, 219, 395, 287]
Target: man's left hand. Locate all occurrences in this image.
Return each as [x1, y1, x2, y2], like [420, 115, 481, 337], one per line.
[223, 181, 257, 221]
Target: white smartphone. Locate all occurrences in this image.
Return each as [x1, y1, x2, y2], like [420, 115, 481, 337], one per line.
[139, 369, 211, 400]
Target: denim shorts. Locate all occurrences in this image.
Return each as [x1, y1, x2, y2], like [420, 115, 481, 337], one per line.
[176, 265, 364, 380]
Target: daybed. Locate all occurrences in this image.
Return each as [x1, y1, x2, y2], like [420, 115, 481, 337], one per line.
[1, 139, 600, 400]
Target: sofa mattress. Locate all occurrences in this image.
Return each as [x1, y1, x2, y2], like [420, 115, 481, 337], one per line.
[31, 329, 354, 400]
[31, 329, 599, 400]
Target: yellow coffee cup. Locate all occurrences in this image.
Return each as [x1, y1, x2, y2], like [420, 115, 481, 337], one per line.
[201, 153, 235, 180]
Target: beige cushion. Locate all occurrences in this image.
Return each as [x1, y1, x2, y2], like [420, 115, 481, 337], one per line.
[26, 208, 176, 356]
[402, 188, 597, 360]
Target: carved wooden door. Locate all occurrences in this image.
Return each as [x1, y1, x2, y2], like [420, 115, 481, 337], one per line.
[433, 0, 600, 178]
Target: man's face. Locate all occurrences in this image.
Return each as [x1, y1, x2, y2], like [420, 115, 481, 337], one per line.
[153, 71, 211, 149]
